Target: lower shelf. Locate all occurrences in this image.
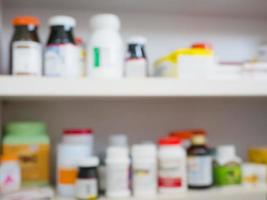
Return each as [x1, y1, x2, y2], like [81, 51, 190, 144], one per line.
[56, 186, 267, 200]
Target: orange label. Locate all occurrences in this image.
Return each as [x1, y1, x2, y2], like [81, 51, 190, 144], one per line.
[59, 168, 77, 184]
[3, 144, 50, 184]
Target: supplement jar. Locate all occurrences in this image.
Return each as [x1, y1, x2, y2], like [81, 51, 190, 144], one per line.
[158, 136, 187, 194]
[214, 145, 242, 186]
[105, 146, 130, 198]
[63, 128, 94, 156]
[76, 157, 100, 200]
[44, 15, 80, 77]
[10, 16, 42, 76]
[131, 143, 157, 197]
[87, 14, 124, 78]
[3, 122, 50, 186]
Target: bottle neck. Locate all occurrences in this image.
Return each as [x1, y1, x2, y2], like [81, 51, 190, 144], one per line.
[47, 25, 75, 45]
[12, 25, 39, 42]
[192, 135, 206, 146]
[127, 44, 146, 59]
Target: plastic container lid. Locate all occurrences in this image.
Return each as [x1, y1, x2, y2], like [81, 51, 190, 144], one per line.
[12, 16, 40, 26]
[78, 157, 99, 167]
[109, 134, 128, 147]
[159, 136, 181, 146]
[127, 36, 147, 45]
[191, 43, 213, 50]
[132, 143, 157, 158]
[63, 129, 93, 135]
[217, 145, 236, 158]
[90, 13, 121, 31]
[106, 146, 129, 159]
[5, 121, 46, 136]
[49, 15, 76, 27]
[169, 130, 193, 140]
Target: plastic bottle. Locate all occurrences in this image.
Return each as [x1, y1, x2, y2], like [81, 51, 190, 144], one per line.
[158, 136, 187, 194]
[87, 14, 124, 79]
[44, 15, 80, 77]
[125, 36, 148, 78]
[131, 143, 157, 197]
[214, 145, 242, 186]
[0, 155, 21, 194]
[105, 146, 130, 198]
[3, 122, 50, 186]
[57, 144, 91, 197]
[187, 130, 213, 189]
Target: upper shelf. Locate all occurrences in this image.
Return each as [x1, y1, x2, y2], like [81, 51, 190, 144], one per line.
[3, 0, 267, 19]
[1, 76, 267, 99]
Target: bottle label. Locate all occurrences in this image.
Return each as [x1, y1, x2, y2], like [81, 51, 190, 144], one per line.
[58, 167, 77, 184]
[0, 162, 20, 193]
[106, 164, 129, 193]
[12, 41, 42, 75]
[133, 162, 157, 193]
[125, 58, 147, 77]
[76, 178, 97, 199]
[187, 156, 213, 186]
[45, 44, 80, 77]
[158, 158, 186, 188]
[3, 144, 49, 184]
[214, 162, 241, 185]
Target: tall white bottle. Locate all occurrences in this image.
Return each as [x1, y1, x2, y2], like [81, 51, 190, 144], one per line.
[87, 14, 124, 78]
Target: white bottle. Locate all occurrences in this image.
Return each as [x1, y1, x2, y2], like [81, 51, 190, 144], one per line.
[0, 155, 21, 194]
[44, 16, 80, 77]
[132, 143, 157, 197]
[105, 146, 130, 198]
[158, 137, 187, 194]
[57, 144, 91, 197]
[87, 14, 124, 79]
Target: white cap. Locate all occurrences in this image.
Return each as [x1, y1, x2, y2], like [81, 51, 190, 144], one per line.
[78, 156, 99, 167]
[90, 13, 121, 31]
[217, 145, 236, 158]
[127, 36, 147, 45]
[49, 15, 76, 27]
[132, 143, 157, 159]
[106, 146, 129, 158]
[109, 134, 128, 147]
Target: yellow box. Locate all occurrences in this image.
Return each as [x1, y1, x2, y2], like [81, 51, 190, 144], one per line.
[248, 147, 267, 165]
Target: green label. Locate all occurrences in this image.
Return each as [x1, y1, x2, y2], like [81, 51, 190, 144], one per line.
[214, 163, 241, 186]
[93, 47, 100, 68]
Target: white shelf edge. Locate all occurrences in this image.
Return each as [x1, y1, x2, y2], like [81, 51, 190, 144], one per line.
[1, 76, 267, 99]
[55, 186, 267, 200]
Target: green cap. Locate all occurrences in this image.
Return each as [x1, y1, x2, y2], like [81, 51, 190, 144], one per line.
[5, 121, 46, 136]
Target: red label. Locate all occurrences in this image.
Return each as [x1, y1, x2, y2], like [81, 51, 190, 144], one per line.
[158, 177, 182, 187]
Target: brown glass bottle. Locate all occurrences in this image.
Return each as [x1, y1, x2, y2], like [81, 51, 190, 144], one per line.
[187, 131, 213, 189]
[10, 16, 41, 75]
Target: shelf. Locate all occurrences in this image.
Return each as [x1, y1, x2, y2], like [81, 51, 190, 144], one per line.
[3, 0, 267, 19]
[55, 186, 267, 200]
[1, 76, 267, 99]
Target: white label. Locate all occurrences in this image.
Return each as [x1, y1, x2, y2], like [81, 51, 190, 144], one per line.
[76, 178, 97, 199]
[159, 158, 186, 189]
[0, 163, 21, 193]
[125, 58, 147, 77]
[45, 44, 80, 77]
[106, 164, 129, 194]
[187, 156, 212, 186]
[12, 41, 42, 75]
[133, 162, 157, 193]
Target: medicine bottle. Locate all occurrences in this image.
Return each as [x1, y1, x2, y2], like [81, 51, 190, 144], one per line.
[10, 16, 42, 76]
[187, 130, 213, 189]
